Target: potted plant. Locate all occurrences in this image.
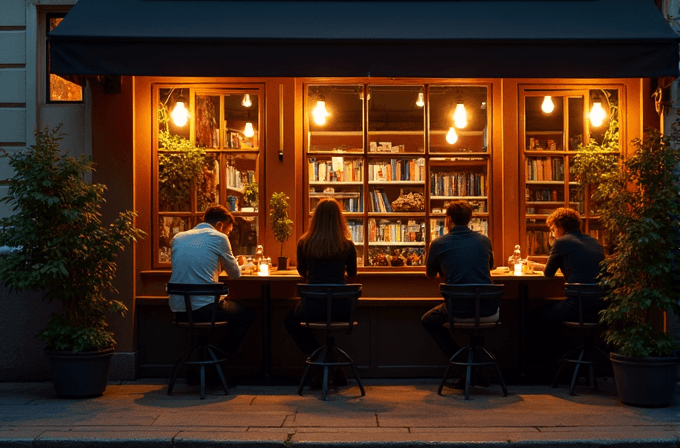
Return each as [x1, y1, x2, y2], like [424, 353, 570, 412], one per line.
[242, 179, 259, 211]
[269, 192, 293, 270]
[596, 126, 680, 407]
[0, 127, 144, 397]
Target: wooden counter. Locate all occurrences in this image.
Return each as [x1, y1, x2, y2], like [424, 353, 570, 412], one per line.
[135, 269, 564, 380]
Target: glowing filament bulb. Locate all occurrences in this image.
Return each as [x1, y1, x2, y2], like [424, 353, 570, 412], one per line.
[446, 127, 458, 144]
[312, 95, 330, 125]
[242, 94, 252, 107]
[244, 122, 255, 138]
[171, 96, 189, 127]
[541, 96, 555, 114]
[416, 92, 425, 107]
[590, 101, 606, 127]
[453, 102, 467, 128]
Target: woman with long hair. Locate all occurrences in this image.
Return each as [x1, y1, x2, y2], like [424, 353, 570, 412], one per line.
[296, 198, 357, 284]
[284, 199, 357, 385]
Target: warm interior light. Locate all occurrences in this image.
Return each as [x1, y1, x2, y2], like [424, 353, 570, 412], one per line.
[541, 96, 555, 114]
[453, 102, 467, 128]
[514, 263, 522, 276]
[312, 94, 330, 125]
[590, 100, 606, 127]
[416, 92, 425, 108]
[242, 94, 252, 108]
[244, 122, 255, 138]
[258, 263, 270, 276]
[171, 93, 190, 127]
[446, 127, 458, 144]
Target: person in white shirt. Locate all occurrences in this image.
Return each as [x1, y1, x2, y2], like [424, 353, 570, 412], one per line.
[169, 205, 253, 359]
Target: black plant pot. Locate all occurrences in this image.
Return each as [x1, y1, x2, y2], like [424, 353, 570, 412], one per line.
[610, 352, 679, 407]
[277, 256, 289, 271]
[46, 348, 114, 398]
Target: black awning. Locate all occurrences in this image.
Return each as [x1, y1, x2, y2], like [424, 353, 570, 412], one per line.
[50, 0, 680, 78]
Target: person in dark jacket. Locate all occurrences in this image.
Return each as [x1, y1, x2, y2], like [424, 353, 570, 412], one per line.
[421, 201, 495, 388]
[284, 198, 357, 356]
[528, 207, 605, 369]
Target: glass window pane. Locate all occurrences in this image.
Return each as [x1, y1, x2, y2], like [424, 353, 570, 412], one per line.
[159, 88, 191, 141]
[225, 153, 259, 212]
[158, 216, 192, 263]
[230, 216, 259, 256]
[307, 84, 363, 153]
[196, 95, 221, 149]
[430, 86, 488, 153]
[225, 93, 259, 149]
[368, 85, 424, 153]
[197, 153, 220, 212]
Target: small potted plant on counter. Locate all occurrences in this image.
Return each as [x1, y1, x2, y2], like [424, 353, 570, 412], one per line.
[597, 126, 680, 407]
[269, 192, 293, 270]
[0, 127, 144, 398]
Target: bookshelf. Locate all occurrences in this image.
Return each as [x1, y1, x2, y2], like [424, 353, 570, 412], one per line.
[305, 83, 491, 269]
[520, 88, 620, 260]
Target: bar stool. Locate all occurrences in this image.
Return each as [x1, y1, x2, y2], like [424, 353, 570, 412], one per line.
[296, 283, 365, 400]
[437, 283, 508, 400]
[551, 283, 609, 395]
[166, 283, 230, 399]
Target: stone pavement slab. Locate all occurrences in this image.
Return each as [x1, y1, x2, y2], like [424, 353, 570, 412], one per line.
[0, 379, 679, 447]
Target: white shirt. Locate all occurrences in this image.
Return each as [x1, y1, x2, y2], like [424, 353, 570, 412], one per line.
[168, 222, 241, 312]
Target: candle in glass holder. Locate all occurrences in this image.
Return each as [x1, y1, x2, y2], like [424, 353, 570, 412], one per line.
[514, 262, 522, 276]
[258, 263, 270, 276]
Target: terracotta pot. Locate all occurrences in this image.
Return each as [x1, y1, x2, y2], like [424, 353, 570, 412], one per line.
[610, 352, 680, 407]
[45, 348, 114, 398]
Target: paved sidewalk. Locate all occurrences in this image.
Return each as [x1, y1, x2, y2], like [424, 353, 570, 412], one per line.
[1, 378, 679, 447]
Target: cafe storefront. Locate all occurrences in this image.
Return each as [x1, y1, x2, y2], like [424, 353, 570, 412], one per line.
[49, 0, 679, 380]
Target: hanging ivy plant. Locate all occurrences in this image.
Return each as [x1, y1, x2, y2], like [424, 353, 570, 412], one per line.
[157, 103, 205, 211]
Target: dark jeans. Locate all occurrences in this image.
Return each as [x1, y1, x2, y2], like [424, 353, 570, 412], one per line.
[421, 303, 459, 358]
[526, 298, 606, 366]
[176, 299, 254, 356]
[284, 298, 352, 355]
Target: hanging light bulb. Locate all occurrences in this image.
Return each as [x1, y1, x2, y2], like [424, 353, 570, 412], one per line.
[241, 94, 252, 108]
[446, 127, 458, 144]
[453, 102, 467, 128]
[244, 122, 255, 138]
[312, 94, 330, 125]
[416, 92, 425, 107]
[541, 96, 555, 114]
[590, 97, 606, 127]
[171, 91, 190, 127]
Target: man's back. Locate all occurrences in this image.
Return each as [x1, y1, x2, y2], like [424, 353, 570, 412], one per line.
[168, 222, 240, 312]
[426, 226, 494, 285]
[544, 230, 604, 283]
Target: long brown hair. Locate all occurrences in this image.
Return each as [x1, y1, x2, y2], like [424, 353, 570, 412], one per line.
[300, 198, 352, 259]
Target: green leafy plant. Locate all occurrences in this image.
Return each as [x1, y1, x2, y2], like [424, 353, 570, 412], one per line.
[598, 127, 680, 357]
[571, 93, 620, 194]
[243, 180, 259, 207]
[157, 104, 205, 211]
[269, 192, 293, 257]
[0, 127, 145, 352]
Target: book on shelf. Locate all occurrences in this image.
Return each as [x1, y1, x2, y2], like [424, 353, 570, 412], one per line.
[430, 171, 486, 196]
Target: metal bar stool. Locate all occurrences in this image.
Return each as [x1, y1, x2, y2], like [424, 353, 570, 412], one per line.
[437, 283, 508, 400]
[166, 282, 230, 399]
[296, 283, 365, 400]
[552, 283, 610, 395]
